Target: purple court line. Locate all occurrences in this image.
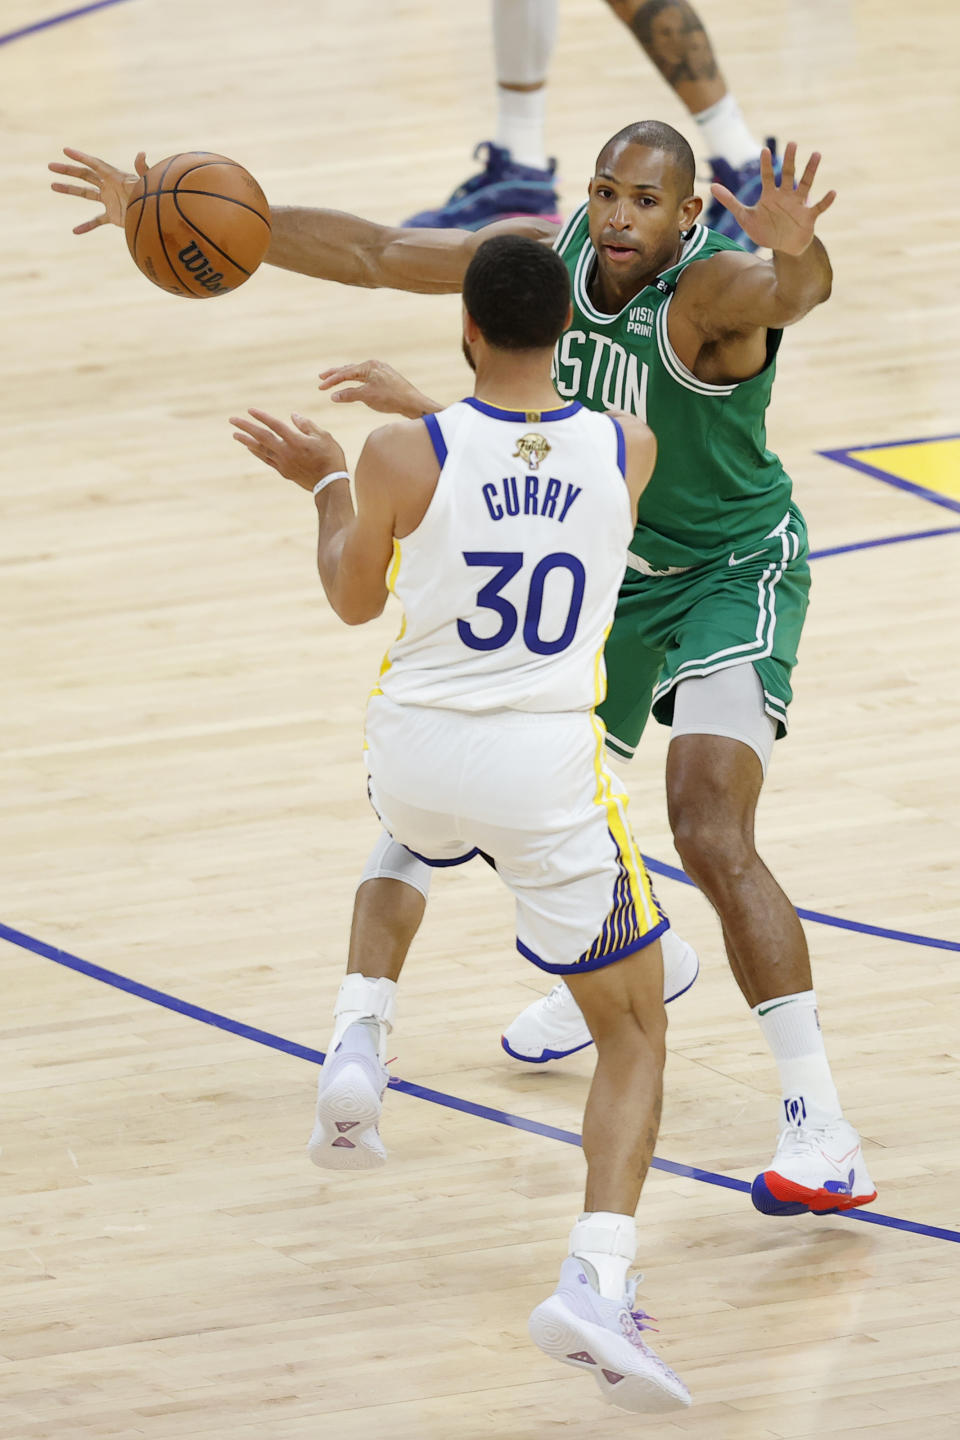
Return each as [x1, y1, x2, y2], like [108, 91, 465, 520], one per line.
[0, 0, 137, 47]
[808, 524, 960, 561]
[3, 917, 959, 1246]
[820, 437, 960, 519]
[641, 855, 960, 954]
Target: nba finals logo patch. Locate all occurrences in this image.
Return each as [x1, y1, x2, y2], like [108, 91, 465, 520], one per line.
[513, 433, 551, 470]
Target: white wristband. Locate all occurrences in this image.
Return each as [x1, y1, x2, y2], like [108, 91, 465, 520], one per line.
[312, 469, 350, 497]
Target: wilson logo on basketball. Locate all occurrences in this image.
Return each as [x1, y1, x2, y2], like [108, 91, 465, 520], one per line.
[177, 241, 229, 295]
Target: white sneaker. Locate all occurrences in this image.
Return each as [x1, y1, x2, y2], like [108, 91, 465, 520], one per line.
[308, 1022, 389, 1171]
[751, 1113, 878, 1215]
[501, 931, 699, 1063]
[528, 1258, 691, 1414]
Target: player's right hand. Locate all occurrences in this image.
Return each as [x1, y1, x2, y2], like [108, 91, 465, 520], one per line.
[318, 360, 438, 420]
[48, 148, 148, 234]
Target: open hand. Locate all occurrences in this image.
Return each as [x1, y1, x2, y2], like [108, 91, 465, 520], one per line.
[318, 359, 436, 419]
[49, 147, 149, 235]
[230, 409, 347, 492]
[709, 143, 836, 256]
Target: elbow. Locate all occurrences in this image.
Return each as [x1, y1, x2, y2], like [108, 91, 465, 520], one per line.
[328, 592, 388, 626]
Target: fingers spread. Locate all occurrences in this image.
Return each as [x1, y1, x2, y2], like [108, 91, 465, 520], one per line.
[708, 182, 746, 224]
[759, 143, 782, 190]
[246, 407, 295, 441]
[73, 215, 108, 234]
[796, 151, 821, 201]
[317, 363, 367, 389]
[62, 147, 105, 171]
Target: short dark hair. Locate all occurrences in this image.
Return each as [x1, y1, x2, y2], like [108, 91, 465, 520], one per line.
[596, 120, 696, 197]
[462, 234, 571, 351]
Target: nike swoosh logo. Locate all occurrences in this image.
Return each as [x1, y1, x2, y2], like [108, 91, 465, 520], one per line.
[728, 548, 767, 567]
[820, 1146, 858, 1169]
[756, 998, 795, 1017]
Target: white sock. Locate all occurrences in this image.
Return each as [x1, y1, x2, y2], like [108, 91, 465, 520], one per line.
[693, 92, 762, 168]
[569, 1211, 636, 1301]
[753, 989, 843, 1128]
[495, 86, 549, 170]
[328, 973, 397, 1065]
[492, 0, 557, 169]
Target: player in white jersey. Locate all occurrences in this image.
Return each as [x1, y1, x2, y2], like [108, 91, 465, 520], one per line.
[231, 235, 690, 1414]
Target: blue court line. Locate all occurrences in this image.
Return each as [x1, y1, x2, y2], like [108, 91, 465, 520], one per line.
[808, 523, 960, 561]
[820, 437, 960, 518]
[640, 856, 960, 954]
[0, 0, 136, 47]
[3, 917, 959, 1246]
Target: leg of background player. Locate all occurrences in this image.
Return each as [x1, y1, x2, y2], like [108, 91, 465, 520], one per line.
[666, 731, 877, 1215]
[403, 0, 560, 228]
[603, 0, 781, 248]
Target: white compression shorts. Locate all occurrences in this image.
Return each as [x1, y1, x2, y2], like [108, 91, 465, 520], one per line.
[669, 663, 778, 775]
[364, 695, 666, 975]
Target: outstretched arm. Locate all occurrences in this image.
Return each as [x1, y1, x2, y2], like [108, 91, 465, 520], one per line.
[49, 147, 558, 294]
[680, 144, 835, 338]
[268, 207, 558, 292]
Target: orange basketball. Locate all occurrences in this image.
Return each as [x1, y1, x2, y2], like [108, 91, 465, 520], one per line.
[123, 152, 271, 299]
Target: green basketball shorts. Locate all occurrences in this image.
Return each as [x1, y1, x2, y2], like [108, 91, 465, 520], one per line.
[599, 507, 811, 761]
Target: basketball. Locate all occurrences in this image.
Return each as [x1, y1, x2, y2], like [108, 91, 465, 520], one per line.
[123, 152, 271, 299]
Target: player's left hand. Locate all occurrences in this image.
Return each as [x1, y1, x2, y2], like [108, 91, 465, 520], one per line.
[709, 143, 836, 256]
[230, 409, 347, 492]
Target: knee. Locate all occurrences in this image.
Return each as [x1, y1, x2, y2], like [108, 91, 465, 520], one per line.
[592, 997, 667, 1066]
[669, 801, 755, 889]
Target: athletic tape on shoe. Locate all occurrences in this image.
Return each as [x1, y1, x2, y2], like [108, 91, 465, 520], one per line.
[569, 1211, 637, 1262]
[334, 974, 397, 1029]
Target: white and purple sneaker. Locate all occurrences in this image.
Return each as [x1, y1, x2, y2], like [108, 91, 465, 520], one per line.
[528, 1258, 691, 1413]
[502, 931, 699, 1063]
[308, 1022, 389, 1171]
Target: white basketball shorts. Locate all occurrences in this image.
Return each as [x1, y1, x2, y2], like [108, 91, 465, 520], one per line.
[363, 696, 667, 974]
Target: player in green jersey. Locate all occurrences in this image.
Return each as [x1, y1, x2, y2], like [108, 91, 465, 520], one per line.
[50, 122, 878, 1218]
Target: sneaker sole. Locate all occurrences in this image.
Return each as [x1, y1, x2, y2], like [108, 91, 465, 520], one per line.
[308, 1060, 386, 1171]
[751, 1171, 877, 1216]
[528, 1296, 690, 1414]
[500, 1033, 595, 1064]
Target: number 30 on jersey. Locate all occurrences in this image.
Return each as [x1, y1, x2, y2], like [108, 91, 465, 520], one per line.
[457, 551, 586, 656]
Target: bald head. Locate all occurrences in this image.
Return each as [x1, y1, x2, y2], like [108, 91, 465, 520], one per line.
[596, 121, 696, 198]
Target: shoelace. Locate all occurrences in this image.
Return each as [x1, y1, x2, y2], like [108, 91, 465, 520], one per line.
[624, 1275, 659, 1334]
[776, 1124, 824, 1155]
[543, 983, 572, 1012]
[446, 142, 508, 202]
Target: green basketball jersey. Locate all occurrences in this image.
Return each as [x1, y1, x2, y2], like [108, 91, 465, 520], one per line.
[552, 203, 796, 570]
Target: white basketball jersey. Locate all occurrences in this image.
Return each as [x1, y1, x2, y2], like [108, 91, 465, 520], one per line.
[375, 398, 633, 712]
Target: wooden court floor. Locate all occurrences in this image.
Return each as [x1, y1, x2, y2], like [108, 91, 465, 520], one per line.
[2, 2, 959, 1436]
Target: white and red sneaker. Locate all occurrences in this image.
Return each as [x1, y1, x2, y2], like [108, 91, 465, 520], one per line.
[528, 1258, 691, 1414]
[752, 1114, 877, 1215]
[501, 931, 699, 1063]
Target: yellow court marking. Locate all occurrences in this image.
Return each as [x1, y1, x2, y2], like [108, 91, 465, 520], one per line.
[848, 436, 960, 501]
